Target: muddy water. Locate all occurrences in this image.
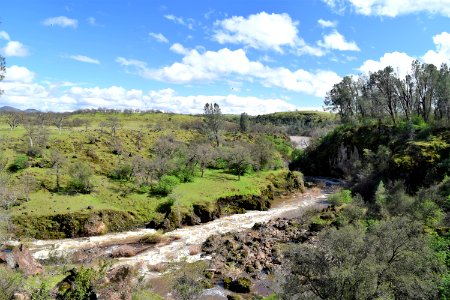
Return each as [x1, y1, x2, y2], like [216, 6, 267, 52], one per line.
[23, 184, 334, 274]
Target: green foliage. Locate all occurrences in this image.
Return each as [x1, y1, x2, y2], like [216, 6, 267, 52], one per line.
[31, 282, 51, 300]
[8, 154, 28, 172]
[171, 272, 204, 300]
[280, 217, 442, 299]
[61, 267, 96, 300]
[328, 189, 352, 206]
[67, 161, 93, 193]
[0, 266, 24, 300]
[152, 175, 180, 196]
[109, 163, 133, 181]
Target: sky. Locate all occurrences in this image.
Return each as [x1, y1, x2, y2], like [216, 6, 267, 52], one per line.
[1, 0, 450, 115]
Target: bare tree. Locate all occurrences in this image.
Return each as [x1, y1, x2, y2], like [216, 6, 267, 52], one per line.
[49, 150, 65, 191]
[107, 117, 121, 137]
[5, 112, 22, 130]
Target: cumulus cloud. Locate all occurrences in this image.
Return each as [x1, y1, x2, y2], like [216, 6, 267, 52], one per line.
[422, 32, 450, 67]
[318, 19, 337, 28]
[213, 12, 298, 52]
[359, 52, 416, 78]
[117, 46, 341, 97]
[0, 31, 11, 41]
[2, 41, 29, 57]
[358, 32, 450, 78]
[213, 12, 324, 56]
[67, 55, 100, 64]
[42, 16, 78, 28]
[317, 30, 360, 51]
[4, 65, 35, 83]
[149, 32, 169, 43]
[0, 65, 300, 114]
[323, 0, 450, 17]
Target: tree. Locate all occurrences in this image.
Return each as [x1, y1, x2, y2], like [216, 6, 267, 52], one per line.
[190, 142, 216, 177]
[151, 136, 182, 178]
[240, 112, 249, 132]
[279, 217, 441, 299]
[324, 76, 360, 123]
[224, 143, 254, 181]
[49, 150, 65, 192]
[5, 112, 22, 130]
[203, 103, 223, 147]
[67, 161, 93, 193]
[0, 53, 4, 97]
[106, 116, 121, 137]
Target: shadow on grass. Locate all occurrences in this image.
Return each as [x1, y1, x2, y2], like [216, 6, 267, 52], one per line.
[204, 170, 238, 182]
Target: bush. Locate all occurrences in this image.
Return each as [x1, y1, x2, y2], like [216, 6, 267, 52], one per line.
[8, 154, 28, 172]
[151, 175, 179, 196]
[109, 163, 133, 181]
[67, 161, 93, 193]
[0, 266, 24, 300]
[328, 189, 352, 206]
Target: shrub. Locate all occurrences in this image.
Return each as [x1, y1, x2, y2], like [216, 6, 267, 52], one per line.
[328, 189, 352, 206]
[67, 161, 93, 193]
[110, 163, 133, 181]
[8, 154, 28, 172]
[151, 175, 179, 196]
[0, 266, 24, 300]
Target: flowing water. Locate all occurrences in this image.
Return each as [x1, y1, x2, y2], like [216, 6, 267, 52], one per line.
[20, 179, 339, 275]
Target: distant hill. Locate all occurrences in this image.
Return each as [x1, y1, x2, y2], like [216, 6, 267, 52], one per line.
[0, 106, 40, 113]
[0, 106, 22, 112]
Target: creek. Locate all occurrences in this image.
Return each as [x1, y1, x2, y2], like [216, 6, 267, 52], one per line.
[20, 178, 340, 278]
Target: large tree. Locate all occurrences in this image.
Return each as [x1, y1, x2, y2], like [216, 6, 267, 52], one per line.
[203, 103, 223, 147]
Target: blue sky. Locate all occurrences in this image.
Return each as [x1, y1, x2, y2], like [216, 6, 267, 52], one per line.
[1, 0, 450, 114]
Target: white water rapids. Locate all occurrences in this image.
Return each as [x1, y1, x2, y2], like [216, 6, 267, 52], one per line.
[19, 183, 336, 274]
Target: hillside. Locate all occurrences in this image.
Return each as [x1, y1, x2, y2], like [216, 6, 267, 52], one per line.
[0, 110, 305, 239]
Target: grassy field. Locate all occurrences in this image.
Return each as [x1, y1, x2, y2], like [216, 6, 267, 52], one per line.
[0, 111, 306, 238]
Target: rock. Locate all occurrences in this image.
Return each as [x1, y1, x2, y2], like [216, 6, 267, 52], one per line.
[0, 244, 43, 276]
[13, 292, 31, 300]
[84, 215, 107, 236]
[227, 295, 244, 300]
[94, 265, 134, 300]
[111, 245, 137, 258]
[224, 277, 252, 294]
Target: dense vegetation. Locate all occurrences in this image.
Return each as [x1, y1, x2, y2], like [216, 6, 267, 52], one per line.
[0, 106, 309, 239]
[286, 62, 450, 299]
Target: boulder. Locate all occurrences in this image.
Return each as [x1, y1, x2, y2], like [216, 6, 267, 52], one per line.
[84, 215, 108, 236]
[111, 245, 137, 258]
[0, 244, 43, 276]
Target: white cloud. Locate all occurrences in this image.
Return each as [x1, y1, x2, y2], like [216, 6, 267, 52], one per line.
[213, 12, 324, 56]
[117, 46, 341, 97]
[359, 51, 416, 78]
[358, 32, 450, 78]
[4, 65, 35, 83]
[68, 55, 100, 64]
[149, 32, 169, 43]
[170, 43, 189, 55]
[2, 41, 29, 57]
[422, 32, 450, 67]
[164, 14, 194, 29]
[0, 31, 11, 41]
[213, 12, 299, 52]
[42, 16, 78, 28]
[0, 65, 300, 114]
[318, 19, 337, 28]
[324, 0, 450, 17]
[317, 30, 360, 51]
